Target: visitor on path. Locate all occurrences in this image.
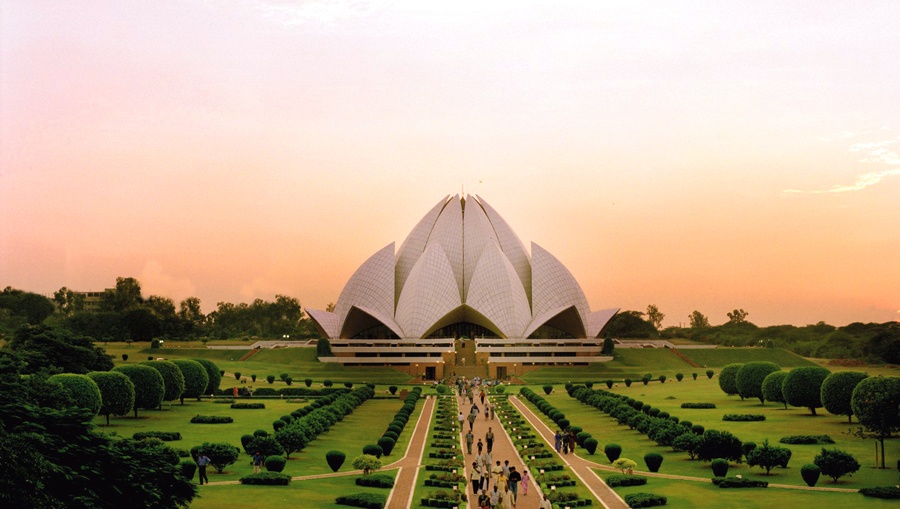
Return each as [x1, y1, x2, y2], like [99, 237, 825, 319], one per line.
[502, 460, 510, 477]
[490, 404, 495, 420]
[520, 470, 529, 497]
[467, 411, 477, 431]
[458, 411, 465, 429]
[480, 390, 486, 405]
[568, 431, 576, 453]
[478, 489, 490, 509]
[252, 451, 264, 474]
[562, 436, 569, 454]
[482, 451, 493, 488]
[491, 460, 502, 489]
[470, 462, 482, 493]
[503, 485, 514, 509]
[490, 485, 501, 508]
[484, 402, 490, 420]
[497, 470, 508, 492]
[539, 493, 552, 509]
[507, 466, 521, 505]
[466, 430, 475, 454]
[554, 430, 562, 452]
[196, 453, 210, 485]
[477, 438, 484, 455]
[485, 427, 495, 453]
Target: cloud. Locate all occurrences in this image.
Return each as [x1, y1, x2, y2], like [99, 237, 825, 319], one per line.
[252, 0, 384, 26]
[140, 261, 196, 302]
[784, 133, 900, 194]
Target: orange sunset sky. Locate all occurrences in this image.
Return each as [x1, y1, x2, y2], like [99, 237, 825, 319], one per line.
[1, 1, 898, 328]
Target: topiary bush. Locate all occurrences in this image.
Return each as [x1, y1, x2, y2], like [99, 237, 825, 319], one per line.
[87, 370, 136, 425]
[623, 493, 667, 508]
[761, 371, 789, 409]
[171, 359, 209, 403]
[134, 431, 182, 441]
[735, 362, 781, 404]
[179, 458, 196, 480]
[267, 375, 275, 384]
[265, 455, 286, 472]
[335, 492, 387, 509]
[711, 477, 768, 488]
[378, 437, 396, 456]
[193, 358, 222, 395]
[234, 372, 242, 381]
[326, 450, 346, 472]
[697, 430, 743, 462]
[722, 414, 765, 422]
[543, 385, 553, 395]
[711, 458, 729, 477]
[193, 442, 240, 473]
[658, 375, 667, 384]
[681, 402, 716, 409]
[388, 385, 398, 395]
[48, 373, 102, 417]
[783, 366, 831, 415]
[859, 486, 900, 499]
[676, 373, 684, 382]
[240, 472, 291, 485]
[305, 378, 312, 387]
[190, 415, 233, 424]
[813, 448, 860, 483]
[112, 364, 165, 417]
[820, 371, 868, 423]
[625, 378, 633, 387]
[644, 452, 663, 472]
[231, 402, 266, 409]
[323, 379, 333, 387]
[718, 363, 744, 398]
[605, 443, 622, 462]
[355, 474, 395, 488]
[706, 370, 715, 379]
[142, 360, 186, 404]
[606, 474, 647, 487]
[584, 437, 598, 455]
[362, 444, 383, 459]
[800, 463, 821, 486]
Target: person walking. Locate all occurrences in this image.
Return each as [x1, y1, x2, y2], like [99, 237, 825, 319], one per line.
[490, 485, 501, 509]
[502, 460, 510, 477]
[507, 466, 521, 506]
[470, 462, 482, 494]
[554, 430, 562, 452]
[490, 403, 495, 420]
[458, 411, 465, 430]
[476, 438, 484, 455]
[197, 453, 210, 485]
[485, 427, 495, 454]
[539, 493, 552, 509]
[502, 484, 514, 509]
[467, 410, 477, 432]
[568, 430, 576, 454]
[491, 460, 502, 491]
[465, 430, 475, 454]
[480, 390, 486, 406]
[252, 451, 264, 474]
[520, 470, 530, 497]
[484, 402, 490, 420]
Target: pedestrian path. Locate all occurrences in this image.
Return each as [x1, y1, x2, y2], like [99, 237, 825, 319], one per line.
[458, 391, 542, 509]
[509, 396, 630, 509]
[385, 395, 436, 509]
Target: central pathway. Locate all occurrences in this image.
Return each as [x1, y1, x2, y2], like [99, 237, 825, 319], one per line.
[385, 395, 436, 509]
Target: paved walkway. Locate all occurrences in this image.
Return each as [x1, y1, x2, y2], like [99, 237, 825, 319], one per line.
[385, 395, 437, 509]
[458, 392, 542, 509]
[509, 396, 630, 509]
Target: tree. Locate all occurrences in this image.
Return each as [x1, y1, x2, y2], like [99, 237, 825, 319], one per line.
[123, 308, 162, 342]
[783, 366, 831, 415]
[53, 286, 85, 317]
[178, 297, 205, 332]
[736, 362, 780, 404]
[761, 371, 788, 409]
[605, 311, 657, 338]
[113, 364, 165, 417]
[194, 443, 240, 474]
[718, 363, 744, 399]
[0, 287, 55, 324]
[87, 370, 135, 425]
[352, 454, 382, 475]
[7, 325, 114, 374]
[747, 439, 792, 475]
[0, 351, 195, 509]
[672, 432, 701, 460]
[646, 304, 665, 330]
[48, 373, 102, 417]
[727, 308, 749, 324]
[171, 359, 209, 403]
[276, 423, 310, 458]
[689, 310, 710, 329]
[601, 337, 615, 355]
[851, 376, 900, 468]
[142, 360, 185, 405]
[100, 277, 143, 312]
[820, 371, 868, 423]
[813, 448, 860, 483]
[696, 429, 743, 462]
[193, 358, 222, 395]
[611, 458, 637, 474]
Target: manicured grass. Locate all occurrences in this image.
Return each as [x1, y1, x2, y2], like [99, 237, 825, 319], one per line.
[525, 380, 899, 490]
[679, 348, 816, 368]
[520, 349, 695, 383]
[191, 469, 399, 509]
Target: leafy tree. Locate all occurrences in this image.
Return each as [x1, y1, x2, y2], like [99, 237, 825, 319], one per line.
[601, 337, 615, 355]
[689, 310, 710, 329]
[718, 363, 744, 399]
[605, 311, 657, 338]
[123, 308, 162, 342]
[761, 371, 789, 409]
[0, 287, 55, 324]
[747, 439, 792, 475]
[178, 297, 206, 332]
[113, 364, 165, 417]
[646, 304, 665, 330]
[783, 366, 831, 415]
[48, 373, 102, 417]
[727, 308, 749, 324]
[736, 362, 780, 404]
[820, 371, 868, 423]
[696, 429, 743, 462]
[194, 442, 240, 474]
[352, 454, 382, 475]
[7, 325, 114, 374]
[142, 360, 185, 405]
[813, 448, 860, 483]
[672, 432, 701, 460]
[611, 458, 637, 473]
[171, 359, 209, 403]
[276, 424, 310, 458]
[87, 370, 135, 425]
[0, 351, 195, 509]
[53, 286, 86, 317]
[192, 358, 222, 395]
[861, 326, 900, 364]
[851, 376, 900, 468]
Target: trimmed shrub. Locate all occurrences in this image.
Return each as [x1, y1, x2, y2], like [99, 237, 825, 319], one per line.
[305, 378, 313, 387]
[241, 434, 255, 453]
[254, 429, 268, 438]
[190, 415, 233, 424]
[697, 430, 743, 462]
[706, 370, 714, 379]
[240, 472, 291, 485]
[284, 376, 292, 386]
[625, 378, 633, 387]
[251, 374, 257, 382]
[735, 362, 781, 404]
[606, 474, 647, 487]
[265, 455, 286, 472]
[692, 373, 698, 380]
[363, 444, 384, 458]
[193, 442, 240, 473]
[691, 424, 704, 435]
[722, 414, 765, 422]
[388, 385, 398, 395]
[234, 372, 242, 380]
[681, 402, 716, 409]
[378, 437, 396, 456]
[644, 452, 664, 472]
[267, 375, 275, 384]
[859, 487, 900, 499]
[543, 385, 553, 395]
[584, 437, 598, 455]
[606, 380, 614, 389]
[623, 493, 667, 507]
[88, 370, 135, 425]
[134, 431, 182, 441]
[113, 364, 165, 417]
[335, 493, 386, 509]
[352, 454, 382, 476]
[344, 381, 353, 388]
[171, 359, 209, 403]
[323, 379, 333, 387]
[658, 375, 667, 384]
[231, 402, 266, 409]
[676, 373, 684, 382]
[273, 419, 286, 432]
[742, 442, 757, 461]
[821, 371, 868, 423]
[248, 436, 284, 458]
[326, 450, 346, 472]
[122, 354, 128, 361]
[179, 458, 196, 480]
[193, 358, 222, 395]
[605, 443, 622, 462]
[355, 474, 395, 488]
[142, 360, 186, 403]
[718, 363, 744, 398]
[48, 373, 102, 417]
[747, 439, 792, 474]
[711, 477, 768, 488]
[779, 435, 834, 445]
[800, 463, 820, 486]
[761, 371, 789, 409]
[783, 366, 831, 415]
[813, 448, 860, 483]
[711, 458, 729, 477]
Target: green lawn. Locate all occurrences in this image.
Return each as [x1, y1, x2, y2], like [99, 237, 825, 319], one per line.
[520, 349, 695, 383]
[679, 348, 817, 368]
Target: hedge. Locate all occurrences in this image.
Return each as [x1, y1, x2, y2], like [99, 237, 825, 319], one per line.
[133, 431, 182, 441]
[711, 477, 769, 488]
[336, 493, 386, 509]
[231, 402, 266, 409]
[681, 402, 716, 409]
[265, 455, 286, 472]
[722, 414, 766, 422]
[859, 486, 900, 499]
[355, 474, 395, 488]
[190, 415, 234, 424]
[239, 472, 291, 485]
[623, 493, 667, 507]
[779, 435, 834, 445]
[606, 474, 648, 487]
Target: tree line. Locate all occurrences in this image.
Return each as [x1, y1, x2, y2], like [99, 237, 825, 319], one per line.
[0, 278, 319, 343]
[603, 305, 899, 365]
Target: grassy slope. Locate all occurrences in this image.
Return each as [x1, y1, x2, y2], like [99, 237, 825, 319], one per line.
[678, 348, 817, 368]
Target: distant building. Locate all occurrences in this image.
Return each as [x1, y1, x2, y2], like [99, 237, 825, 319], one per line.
[307, 195, 618, 380]
[74, 290, 107, 311]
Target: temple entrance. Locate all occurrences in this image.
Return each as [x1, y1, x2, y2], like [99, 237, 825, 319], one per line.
[425, 366, 436, 380]
[496, 366, 507, 380]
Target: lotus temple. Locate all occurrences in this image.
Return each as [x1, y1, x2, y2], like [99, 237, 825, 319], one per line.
[308, 194, 619, 380]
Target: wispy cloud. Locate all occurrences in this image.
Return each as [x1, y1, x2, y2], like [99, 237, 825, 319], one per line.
[253, 0, 384, 26]
[784, 132, 900, 194]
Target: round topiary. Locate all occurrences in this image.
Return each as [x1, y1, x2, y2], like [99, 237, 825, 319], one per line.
[382, 430, 399, 441]
[378, 436, 396, 456]
[362, 444, 383, 458]
[304, 378, 312, 387]
[543, 385, 553, 395]
[783, 366, 831, 415]
[113, 364, 165, 417]
[48, 373, 102, 417]
[323, 379, 333, 387]
[706, 370, 715, 379]
[192, 358, 222, 395]
[253, 429, 269, 438]
[800, 463, 820, 486]
[735, 362, 781, 404]
[179, 459, 197, 480]
[576, 432, 592, 446]
[692, 424, 705, 435]
[676, 373, 684, 382]
[241, 434, 255, 454]
[605, 443, 622, 462]
[820, 371, 868, 423]
[711, 458, 729, 477]
[87, 370, 136, 425]
[718, 363, 744, 398]
[644, 452, 664, 472]
[265, 455, 287, 473]
[273, 419, 287, 431]
[326, 450, 346, 472]
[762, 371, 789, 409]
[171, 359, 209, 403]
[558, 418, 570, 430]
[267, 375, 276, 384]
[584, 437, 599, 455]
[141, 360, 185, 403]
